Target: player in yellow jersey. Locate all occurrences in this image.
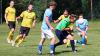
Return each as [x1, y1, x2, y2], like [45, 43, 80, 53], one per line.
[12, 4, 36, 47]
[5, 1, 16, 43]
[54, 9, 69, 23]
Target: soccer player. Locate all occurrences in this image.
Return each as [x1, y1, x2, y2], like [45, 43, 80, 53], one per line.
[75, 14, 88, 46]
[5, 1, 16, 43]
[54, 9, 74, 47]
[54, 9, 69, 23]
[12, 4, 36, 47]
[38, 1, 57, 55]
[54, 14, 77, 53]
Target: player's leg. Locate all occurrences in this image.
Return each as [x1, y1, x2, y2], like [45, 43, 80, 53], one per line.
[85, 35, 88, 44]
[80, 31, 86, 45]
[7, 22, 15, 43]
[12, 34, 23, 47]
[15, 34, 25, 47]
[67, 35, 77, 52]
[46, 30, 55, 55]
[54, 30, 64, 47]
[15, 27, 30, 47]
[65, 39, 70, 47]
[38, 30, 46, 54]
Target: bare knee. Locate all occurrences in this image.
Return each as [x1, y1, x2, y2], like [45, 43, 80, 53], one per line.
[39, 38, 45, 45]
[11, 28, 15, 32]
[67, 35, 74, 40]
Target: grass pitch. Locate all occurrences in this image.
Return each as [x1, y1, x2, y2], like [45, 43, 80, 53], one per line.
[0, 21, 100, 56]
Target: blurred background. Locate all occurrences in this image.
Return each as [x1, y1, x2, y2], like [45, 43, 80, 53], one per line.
[0, 0, 100, 24]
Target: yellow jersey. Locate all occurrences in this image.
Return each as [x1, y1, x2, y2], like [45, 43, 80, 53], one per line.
[20, 10, 36, 28]
[5, 7, 16, 21]
[58, 15, 69, 20]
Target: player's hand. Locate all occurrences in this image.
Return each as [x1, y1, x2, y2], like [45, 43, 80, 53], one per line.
[50, 26, 54, 31]
[54, 20, 57, 23]
[6, 21, 8, 24]
[16, 16, 20, 20]
[32, 23, 35, 28]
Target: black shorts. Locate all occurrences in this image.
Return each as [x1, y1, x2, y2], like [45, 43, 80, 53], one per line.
[55, 29, 73, 42]
[8, 21, 16, 29]
[20, 26, 30, 36]
[55, 29, 69, 42]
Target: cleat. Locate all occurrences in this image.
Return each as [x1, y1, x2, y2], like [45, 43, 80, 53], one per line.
[73, 50, 77, 53]
[38, 51, 42, 55]
[7, 38, 11, 43]
[50, 53, 54, 56]
[11, 41, 15, 47]
[15, 45, 19, 47]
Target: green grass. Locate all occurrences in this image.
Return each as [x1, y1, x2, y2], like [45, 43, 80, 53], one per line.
[0, 21, 100, 56]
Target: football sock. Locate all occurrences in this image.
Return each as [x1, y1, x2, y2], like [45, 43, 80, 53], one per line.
[81, 36, 86, 44]
[66, 39, 70, 46]
[50, 44, 54, 54]
[16, 38, 24, 46]
[15, 35, 21, 43]
[8, 30, 14, 41]
[38, 45, 42, 52]
[70, 40, 75, 51]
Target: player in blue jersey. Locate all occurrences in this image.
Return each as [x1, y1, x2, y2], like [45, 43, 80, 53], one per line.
[38, 1, 57, 55]
[75, 14, 88, 46]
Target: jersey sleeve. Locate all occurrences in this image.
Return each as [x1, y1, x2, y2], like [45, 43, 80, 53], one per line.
[45, 9, 51, 17]
[58, 15, 63, 20]
[5, 7, 9, 14]
[75, 20, 78, 27]
[85, 19, 88, 26]
[20, 11, 24, 17]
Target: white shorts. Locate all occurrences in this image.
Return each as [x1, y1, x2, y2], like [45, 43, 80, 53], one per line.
[41, 29, 55, 39]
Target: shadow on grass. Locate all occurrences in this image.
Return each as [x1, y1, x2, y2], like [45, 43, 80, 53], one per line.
[86, 43, 92, 45]
[54, 49, 82, 55]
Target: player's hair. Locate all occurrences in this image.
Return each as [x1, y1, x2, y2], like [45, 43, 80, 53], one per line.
[48, 1, 57, 6]
[9, 0, 14, 3]
[79, 14, 83, 17]
[70, 14, 76, 17]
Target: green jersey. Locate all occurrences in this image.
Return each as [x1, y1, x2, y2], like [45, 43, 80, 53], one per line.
[56, 18, 70, 30]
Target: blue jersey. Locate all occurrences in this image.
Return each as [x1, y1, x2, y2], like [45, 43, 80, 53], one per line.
[76, 19, 88, 31]
[41, 8, 52, 30]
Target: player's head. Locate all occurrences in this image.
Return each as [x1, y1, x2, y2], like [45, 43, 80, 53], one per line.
[28, 4, 33, 11]
[79, 14, 83, 19]
[49, 1, 57, 10]
[9, 0, 14, 7]
[70, 14, 76, 23]
[63, 9, 69, 17]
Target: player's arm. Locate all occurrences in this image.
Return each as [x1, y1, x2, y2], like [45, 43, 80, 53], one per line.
[76, 26, 82, 32]
[16, 16, 21, 19]
[54, 19, 60, 23]
[86, 20, 89, 31]
[75, 21, 82, 32]
[45, 16, 54, 30]
[32, 16, 36, 28]
[5, 13, 8, 24]
[86, 26, 88, 32]
[16, 11, 24, 20]
[5, 8, 8, 24]
[54, 15, 62, 23]
[62, 27, 71, 31]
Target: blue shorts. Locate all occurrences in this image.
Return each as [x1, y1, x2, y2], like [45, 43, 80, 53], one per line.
[20, 26, 30, 36]
[8, 21, 16, 29]
[55, 29, 68, 42]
